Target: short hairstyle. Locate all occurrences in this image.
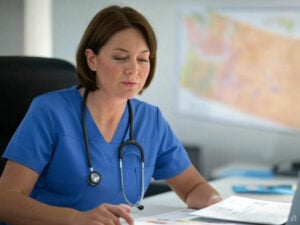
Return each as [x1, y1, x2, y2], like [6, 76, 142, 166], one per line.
[76, 5, 157, 93]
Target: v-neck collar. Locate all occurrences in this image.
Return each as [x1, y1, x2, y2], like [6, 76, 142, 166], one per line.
[76, 87, 131, 144]
[84, 106, 130, 144]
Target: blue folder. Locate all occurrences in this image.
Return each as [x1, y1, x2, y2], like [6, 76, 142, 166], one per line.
[232, 184, 295, 195]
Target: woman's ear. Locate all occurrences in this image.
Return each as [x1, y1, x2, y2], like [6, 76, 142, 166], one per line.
[85, 49, 97, 71]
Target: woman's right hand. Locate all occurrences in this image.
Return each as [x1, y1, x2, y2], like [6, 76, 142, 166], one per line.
[0, 161, 134, 225]
[72, 203, 134, 225]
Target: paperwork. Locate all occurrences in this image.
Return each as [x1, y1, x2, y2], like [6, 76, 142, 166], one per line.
[134, 208, 244, 225]
[190, 196, 291, 225]
[133, 196, 291, 225]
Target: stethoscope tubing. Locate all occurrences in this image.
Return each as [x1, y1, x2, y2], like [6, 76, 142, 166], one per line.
[119, 159, 145, 208]
[81, 88, 145, 208]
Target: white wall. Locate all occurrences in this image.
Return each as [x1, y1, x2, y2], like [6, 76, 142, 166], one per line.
[0, 0, 24, 55]
[23, 0, 52, 56]
[0, 0, 51, 56]
[2, 0, 300, 177]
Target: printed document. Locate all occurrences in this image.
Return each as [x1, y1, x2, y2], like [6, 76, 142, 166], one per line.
[190, 195, 291, 225]
[133, 208, 245, 225]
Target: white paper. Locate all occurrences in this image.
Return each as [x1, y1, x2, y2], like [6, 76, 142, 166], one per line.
[134, 208, 245, 225]
[190, 196, 291, 225]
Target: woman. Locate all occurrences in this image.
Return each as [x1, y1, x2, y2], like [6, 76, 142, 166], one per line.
[0, 5, 222, 225]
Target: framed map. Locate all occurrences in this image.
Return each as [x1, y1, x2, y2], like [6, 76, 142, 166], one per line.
[176, 6, 300, 133]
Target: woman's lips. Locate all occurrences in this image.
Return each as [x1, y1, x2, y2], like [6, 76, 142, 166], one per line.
[122, 81, 137, 87]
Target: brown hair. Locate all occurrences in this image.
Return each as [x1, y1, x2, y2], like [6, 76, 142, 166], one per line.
[76, 5, 157, 93]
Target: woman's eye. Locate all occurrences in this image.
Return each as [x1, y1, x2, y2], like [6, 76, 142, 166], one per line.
[138, 58, 149, 63]
[113, 56, 149, 63]
[114, 57, 128, 61]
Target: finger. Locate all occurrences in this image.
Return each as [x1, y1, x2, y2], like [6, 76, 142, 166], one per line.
[118, 204, 132, 213]
[96, 204, 134, 225]
[110, 205, 134, 225]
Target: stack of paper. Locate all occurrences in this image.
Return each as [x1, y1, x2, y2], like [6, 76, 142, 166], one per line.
[134, 196, 291, 225]
[190, 196, 291, 225]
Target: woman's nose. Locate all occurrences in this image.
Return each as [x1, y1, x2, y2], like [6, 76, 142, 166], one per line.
[125, 60, 138, 75]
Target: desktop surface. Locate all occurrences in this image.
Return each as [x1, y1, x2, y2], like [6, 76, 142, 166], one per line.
[132, 176, 297, 218]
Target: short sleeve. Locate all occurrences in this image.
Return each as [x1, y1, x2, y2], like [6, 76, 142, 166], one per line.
[3, 97, 56, 174]
[152, 108, 191, 180]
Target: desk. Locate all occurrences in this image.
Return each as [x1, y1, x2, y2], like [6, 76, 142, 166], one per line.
[131, 176, 297, 218]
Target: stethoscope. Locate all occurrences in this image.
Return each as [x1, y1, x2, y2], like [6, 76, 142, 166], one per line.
[81, 88, 145, 210]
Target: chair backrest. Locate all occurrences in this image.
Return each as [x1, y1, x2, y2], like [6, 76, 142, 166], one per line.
[0, 56, 77, 175]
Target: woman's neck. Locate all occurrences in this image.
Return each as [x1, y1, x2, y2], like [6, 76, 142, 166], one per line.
[84, 89, 128, 143]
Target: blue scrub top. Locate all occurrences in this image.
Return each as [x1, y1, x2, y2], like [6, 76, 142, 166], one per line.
[3, 86, 191, 211]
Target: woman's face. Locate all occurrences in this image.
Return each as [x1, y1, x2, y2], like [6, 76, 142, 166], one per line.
[86, 28, 150, 100]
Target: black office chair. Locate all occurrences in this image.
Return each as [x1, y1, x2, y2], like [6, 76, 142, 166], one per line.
[0, 56, 77, 175]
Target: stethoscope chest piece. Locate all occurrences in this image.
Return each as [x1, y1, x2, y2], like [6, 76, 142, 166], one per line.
[87, 170, 101, 186]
